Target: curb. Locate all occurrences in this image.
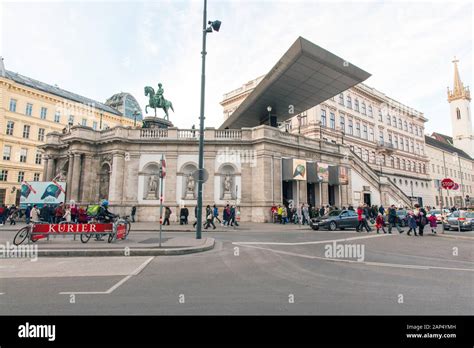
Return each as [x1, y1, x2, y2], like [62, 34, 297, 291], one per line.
[33, 238, 215, 257]
[433, 233, 474, 241]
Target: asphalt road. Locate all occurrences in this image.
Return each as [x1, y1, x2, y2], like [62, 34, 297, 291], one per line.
[0, 224, 473, 315]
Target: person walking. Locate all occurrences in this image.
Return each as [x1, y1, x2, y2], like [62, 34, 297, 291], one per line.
[378, 205, 385, 215]
[356, 204, 370, 232]
[163, 206, 171, 225]
[277, 205, 283, 224]
[319, 206, 325, 217]
[213, 204, 221, 224]
[63, 205, 72, 223]
[25, 204, 32, 224]
[55, 204, 64, 223]
[302, 204, 309, 225]
[281, 205, 288, 224]
[0, 204, 4, 226]
[204, 205, 216, 229]
[179, 206, 189, 225]
[30, 204, 41, 223]
[387, 205, 403, 234]
[70, 201, 78, 223]
[131, 206, 137, 222]
[9, 205, 18, 225]
[223, 204, 231, 226]
[407, 211, 418, 236]
[428, 213, 437, 234]
[193, 206, 198, 227]
[417, 211, 427, 236]
[375, 213, 386, 234]
[48, 204, 55, 223]
[40, 204, 49, 222]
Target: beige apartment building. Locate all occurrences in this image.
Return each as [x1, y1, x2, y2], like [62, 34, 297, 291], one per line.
[0, 58, 142, 205]
[222, 81, 431, 207]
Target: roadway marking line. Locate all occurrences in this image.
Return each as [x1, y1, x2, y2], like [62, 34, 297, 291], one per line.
[236, 244, 474, 272]
[59, 256, 154, 295]
[0, 293, 4, 295]
[232, 233, 393, 246]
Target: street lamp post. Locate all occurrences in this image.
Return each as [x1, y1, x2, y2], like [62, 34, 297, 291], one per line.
[267, 106, 272, 126]
[196, 0, 221, 240]
[133, 108, 139, 127]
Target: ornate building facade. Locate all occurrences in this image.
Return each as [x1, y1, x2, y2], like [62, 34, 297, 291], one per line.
[222, 81, 431, 206]
[0, 57, 142, 205]
[40, 124, 411, 222]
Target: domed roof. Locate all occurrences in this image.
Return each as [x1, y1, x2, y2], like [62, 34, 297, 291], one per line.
[105, 92, 143, 120]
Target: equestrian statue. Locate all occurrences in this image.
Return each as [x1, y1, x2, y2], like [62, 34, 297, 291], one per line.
[144, 83, 175, 120]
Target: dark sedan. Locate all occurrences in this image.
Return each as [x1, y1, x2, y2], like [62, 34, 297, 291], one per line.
[310, 209, 359, 231]
[443, 211, 474, 231]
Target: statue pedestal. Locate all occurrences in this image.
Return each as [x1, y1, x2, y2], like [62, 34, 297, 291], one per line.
[184, 192, 195, 200]
[146, 192, 158, 200]
[223, 192, 233, 201]
[142, 116, 174, 129]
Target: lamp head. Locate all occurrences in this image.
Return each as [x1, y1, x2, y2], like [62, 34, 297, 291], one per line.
[208, 20, 221, 32]
[267, 106, 272, 112]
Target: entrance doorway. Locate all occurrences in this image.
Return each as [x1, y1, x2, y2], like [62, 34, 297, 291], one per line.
[363, 193, 371, 206]
[307, 183, 316, 207]
[328, 185, 335, 206]
[282, 181, 293, 206]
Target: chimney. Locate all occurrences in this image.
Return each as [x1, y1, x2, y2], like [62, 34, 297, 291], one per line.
[0, 57, 5, 77]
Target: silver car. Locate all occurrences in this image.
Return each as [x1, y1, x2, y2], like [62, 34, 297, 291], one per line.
[443, 211, 474, 231]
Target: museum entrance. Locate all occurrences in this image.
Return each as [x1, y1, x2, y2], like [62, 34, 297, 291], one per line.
[328, 184, 336, 206]
[282, 180, 293, 206]
[307, 183, 316, 207]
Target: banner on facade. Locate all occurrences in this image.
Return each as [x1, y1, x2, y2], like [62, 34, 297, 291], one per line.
[306, 162, 319, 183]
[282, 158, 307, 181]
[292, 159, 306, 180]
[20, 181, 66, 208]
[329, 166, 349, 185]
[317, 162, 329, 183]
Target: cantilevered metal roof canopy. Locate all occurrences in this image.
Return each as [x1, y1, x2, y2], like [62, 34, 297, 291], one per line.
[220, 37, 371, 129]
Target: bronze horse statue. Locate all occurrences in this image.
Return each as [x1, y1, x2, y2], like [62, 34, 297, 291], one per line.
[144, 85, 174, 120]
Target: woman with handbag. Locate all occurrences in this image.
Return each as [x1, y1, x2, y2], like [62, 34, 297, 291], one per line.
[204, 205, 216, 229]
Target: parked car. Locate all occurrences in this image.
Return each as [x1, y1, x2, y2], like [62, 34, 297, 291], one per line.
[310, 209, 358, 231]
[443, 211, 474, 231]
[384, 209, 408, 227]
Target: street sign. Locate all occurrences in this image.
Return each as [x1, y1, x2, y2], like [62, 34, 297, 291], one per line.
[441, 178, 455, 189]
[452, 183, 459, 190]
[192, 168, 209, 183]
[159, 158, 166, 178]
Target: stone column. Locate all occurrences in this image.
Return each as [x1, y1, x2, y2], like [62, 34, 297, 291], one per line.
[43, 156, 49, 181]
[66, 154, 74, 201]
[70, 153, 82, 202]
[81, 154, 93, 203]
[321, 183, 329, 206]
[46, 157, 55, 181]
[109, 152, 125, 204]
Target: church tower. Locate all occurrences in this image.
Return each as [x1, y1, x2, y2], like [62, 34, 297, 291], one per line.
[447, 57, 473, 157]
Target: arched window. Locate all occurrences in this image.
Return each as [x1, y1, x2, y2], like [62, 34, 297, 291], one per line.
[339, 93, 344, 105]
[354, 99, 359, 112]
[456, 108, 461, 120]
[361, 102, 366, 115]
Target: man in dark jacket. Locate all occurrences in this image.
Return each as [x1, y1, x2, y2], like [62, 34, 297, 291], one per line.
[387, 205, 403, 234]
[179, 206, 189, 225]
[131, 206, 137, 222]
[319, 206, 325, 217]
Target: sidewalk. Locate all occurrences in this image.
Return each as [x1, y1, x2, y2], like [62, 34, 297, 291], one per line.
[0, 221, 249, 232]
[0, 227, 215, 257]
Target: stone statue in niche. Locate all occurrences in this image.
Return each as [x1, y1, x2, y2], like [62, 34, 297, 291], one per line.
[222, 173, 233, 200]
[184, 173, 195, 199]
[145, 175, 159, 199]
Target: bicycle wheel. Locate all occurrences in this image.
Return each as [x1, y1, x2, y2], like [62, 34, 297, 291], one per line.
[126, 221, 131, 237]
[80, 233, 91, 243]
[13, 227, 30, 246]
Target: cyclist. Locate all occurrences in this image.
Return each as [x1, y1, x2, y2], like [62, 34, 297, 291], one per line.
[96, 200, 117, 241]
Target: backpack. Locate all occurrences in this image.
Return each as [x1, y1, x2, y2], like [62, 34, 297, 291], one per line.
[87, 205, 101, 217]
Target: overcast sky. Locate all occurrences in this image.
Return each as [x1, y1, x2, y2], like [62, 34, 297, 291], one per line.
[1, 0, 472, 135]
